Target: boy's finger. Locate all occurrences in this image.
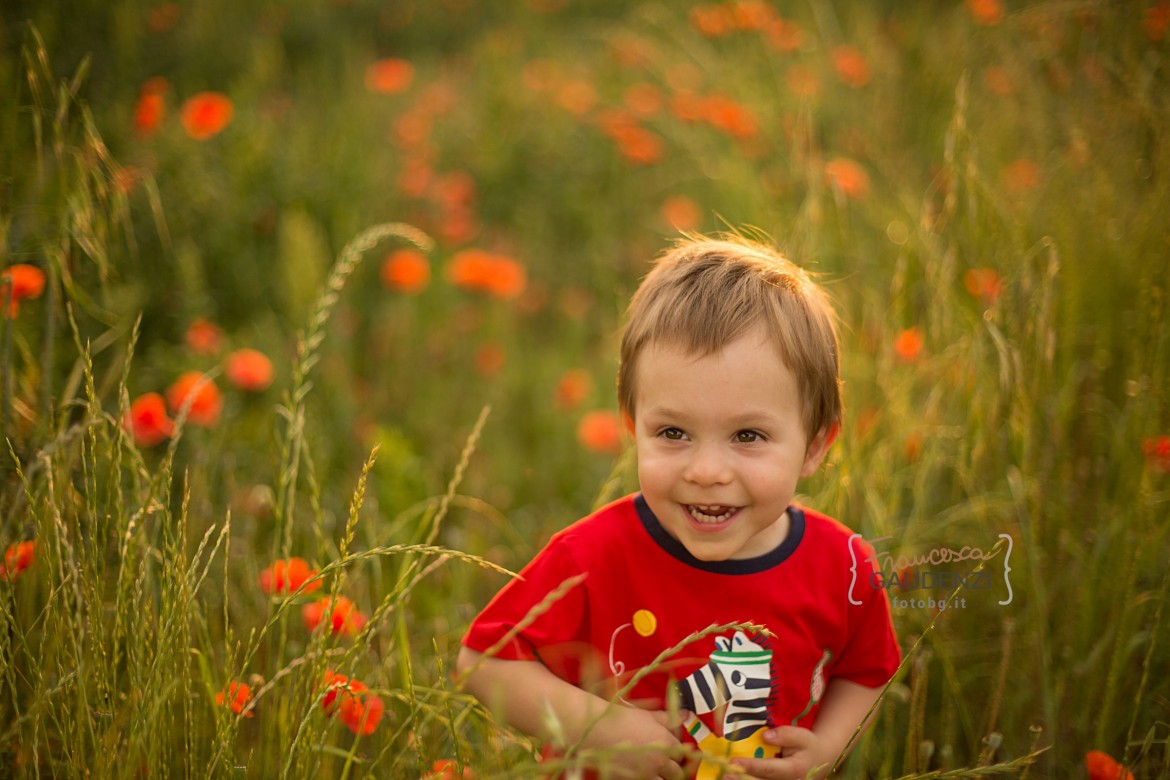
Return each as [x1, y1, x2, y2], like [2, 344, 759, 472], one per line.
[760, 725, 814, 748]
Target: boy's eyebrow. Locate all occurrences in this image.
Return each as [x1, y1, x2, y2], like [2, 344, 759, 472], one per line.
[640, 406, 783, 427]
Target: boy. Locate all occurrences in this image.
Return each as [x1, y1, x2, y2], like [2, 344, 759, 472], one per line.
[458, 236, 899, 779]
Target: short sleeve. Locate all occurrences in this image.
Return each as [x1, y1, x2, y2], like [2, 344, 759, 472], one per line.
[830, 534, 901, 687]
[461, 535, 590, 662]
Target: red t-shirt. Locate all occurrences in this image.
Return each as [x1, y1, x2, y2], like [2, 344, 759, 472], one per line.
[463, 493, 899, 769]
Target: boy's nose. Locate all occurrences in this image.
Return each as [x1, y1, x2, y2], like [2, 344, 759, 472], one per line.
[683, 444, 732, 486]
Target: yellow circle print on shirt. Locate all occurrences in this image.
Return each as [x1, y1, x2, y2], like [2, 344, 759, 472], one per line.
[632, 609, 657, 637]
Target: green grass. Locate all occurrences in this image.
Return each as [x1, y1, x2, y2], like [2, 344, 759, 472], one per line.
[2, 1, 1169, 777]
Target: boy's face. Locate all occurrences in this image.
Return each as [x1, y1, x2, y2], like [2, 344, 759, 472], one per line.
[632, 327, 832, 562]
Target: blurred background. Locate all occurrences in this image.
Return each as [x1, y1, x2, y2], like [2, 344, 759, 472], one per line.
[1, 1, 1168, 777]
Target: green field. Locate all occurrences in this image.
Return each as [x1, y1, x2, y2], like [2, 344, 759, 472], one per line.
[1, 1, 1168, 777]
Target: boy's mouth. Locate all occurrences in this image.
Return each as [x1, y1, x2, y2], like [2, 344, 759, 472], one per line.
[686, 504, 737, 524]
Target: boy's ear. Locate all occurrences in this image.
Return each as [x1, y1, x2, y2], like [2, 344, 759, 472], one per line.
[800, 422, 839, 477]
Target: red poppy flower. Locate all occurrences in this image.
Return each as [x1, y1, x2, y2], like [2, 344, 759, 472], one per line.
[1, 264, 46, 318]
[165, 371, 223, 427]
[1085, 750, 1134, 780]
[785, 64, 821, 98]
[689, 4, 733, 37]
[766, 17, 805, 52]
[180, 92, 234, 140]
[125, 392, 176, 448]
[556, 369, 592, 410]
[660, 195, 702, 232]
[700, 94, 758, 138]
[577, 410, 623, 455]
[556, 80, 597, 115]
[424, 760, 476, 779]
[964, 268, 1003, 305]
[825, 158, 870, 199]
[1142, 435, 1170, 474]
[303, 596, 368, 637]
[446, 250, 527, 299]
[134, 78, 169, 138]
[321, 671, 384, 735]
[624, 83, 663, 116]
[365, 58, 415, 94]
[475, 342, 506, 377]
[832, 46, 871, 88]
[1146, 3, 1170, 42]
[894, 327, 924, 362]
[215, 681, 254, 717]
[966, 0, 1005, 26]
[0, 540, 36, 581]
[259, 558, 322, 596]
[381, 249, 431, 293]
[225, 349, 274, 393]
[1003, 158, 1041, 193]
[185, 318, 223, 355]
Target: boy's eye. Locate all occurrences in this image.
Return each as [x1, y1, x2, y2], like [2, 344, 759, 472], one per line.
[735, 430, 761, 443]
[661, 427, 686, 440]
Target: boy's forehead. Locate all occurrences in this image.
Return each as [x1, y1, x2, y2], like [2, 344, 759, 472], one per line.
[639, 328, 784, 366]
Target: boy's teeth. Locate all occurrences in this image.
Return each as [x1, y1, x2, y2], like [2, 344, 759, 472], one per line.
[688, 505, 734, 523]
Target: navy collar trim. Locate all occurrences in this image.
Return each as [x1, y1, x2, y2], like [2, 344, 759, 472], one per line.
[634, 493, 805, 575]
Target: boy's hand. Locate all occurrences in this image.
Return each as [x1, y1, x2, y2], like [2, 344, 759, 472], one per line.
[580, 706, 688, 780]
[730, 726, 835, 780]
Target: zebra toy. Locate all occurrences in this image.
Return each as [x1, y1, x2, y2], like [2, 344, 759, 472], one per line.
[675, 630, 779, 778]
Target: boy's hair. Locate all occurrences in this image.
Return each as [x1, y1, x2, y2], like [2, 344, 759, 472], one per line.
[617, 235, 842, 441]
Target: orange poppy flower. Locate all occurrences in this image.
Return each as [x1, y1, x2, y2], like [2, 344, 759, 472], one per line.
[624, 82, 663, 116]
[730, 1, 774, 30]
[670, 91, 705, 123]
[966, 0, 1004, 26]
[303, 596, 368, 637]
[982, 66, 1014, 97]
[1085, 750, 1134, 780]
[689, 4, 733, 37]
[1003, 158, 1041, 193]
[424, 760, 476, 779]
[825, 158, 870, 199]
[0, 540, 36, 581]
[148, 2, 181, 33]
[765, 17, 805, 52]
[964, 268, 1003, 304]
[134, 78, 169, 138]
[125, 392, 175, 448]
[784, 64, 820, 98]
[185, 318, 223, 355]
[180, 92, 234, 140]
[1142, 435, 1170, 474]
[614, 125, 665, 165]
[1, 264, 46, 318]
[365, 57, 414, 94]
[660, 195, 702, 232]
[475, 342, 506, 377]
[165, 371, 223, 427]
[446, 250, 527, 299]
[893, 327, 924, 362]
[903, 431, 924, 462]
[832, 45, 871, 88]
[1146, 3, 1170, 42]
[381, 249, 431, 293]
[259, 557, 322, 596]
[556, 369, 592, 410]
[215, 681, 254, 717]
[577, 410, 623, 455]
[701, 94, 758, 138]
[556, 80, 597, 115]
[225, 348, 274, 392]
[321, 671, 384, 735]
